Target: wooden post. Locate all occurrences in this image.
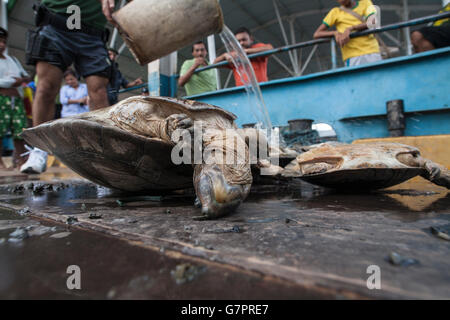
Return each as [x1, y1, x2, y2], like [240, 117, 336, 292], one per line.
[386, 100, 406, 137]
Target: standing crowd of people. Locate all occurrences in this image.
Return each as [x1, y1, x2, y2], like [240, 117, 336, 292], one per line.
[0, 0, 144, 173]
[1, 0, 449, 173]
[178, 0, 449, 95]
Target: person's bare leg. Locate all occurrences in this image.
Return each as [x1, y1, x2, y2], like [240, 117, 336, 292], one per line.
[20, 61, 60, 173]
[411, 31, 435, 53]
[13, 139, 27, 169]
[85, 75, 109, 110]
[0, 142, 8, 169]
[33, 62, 63, 127]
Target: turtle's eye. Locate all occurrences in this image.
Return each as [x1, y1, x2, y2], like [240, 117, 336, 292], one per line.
[300, 157, 341, 175]
[301, 162, 334, 175]
[397, 152, 419, 167]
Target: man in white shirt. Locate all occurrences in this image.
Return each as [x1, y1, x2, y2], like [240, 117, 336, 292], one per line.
[0, 27, 31, 170]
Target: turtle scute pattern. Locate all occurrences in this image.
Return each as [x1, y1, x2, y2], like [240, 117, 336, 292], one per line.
[21, 96, 252, 219]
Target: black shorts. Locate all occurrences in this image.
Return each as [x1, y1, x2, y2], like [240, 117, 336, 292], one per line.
[418, 24, 450, 49]
[27, 25, 112, 79]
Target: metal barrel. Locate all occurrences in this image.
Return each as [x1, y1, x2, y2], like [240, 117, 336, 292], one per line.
[386, 100, 406, 137]
[288, 119, 314, 132]
[113, 0, 224, 65]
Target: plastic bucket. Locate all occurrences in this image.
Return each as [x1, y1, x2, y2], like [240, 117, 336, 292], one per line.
[113, 0, 224, 65]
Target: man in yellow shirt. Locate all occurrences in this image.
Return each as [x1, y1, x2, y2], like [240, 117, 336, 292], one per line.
[410, 3, 450, 53]
[314, 0, 381, 67]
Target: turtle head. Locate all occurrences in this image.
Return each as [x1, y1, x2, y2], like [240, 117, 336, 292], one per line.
[396, 149, 422, 167]
[193, 164, 251, 220]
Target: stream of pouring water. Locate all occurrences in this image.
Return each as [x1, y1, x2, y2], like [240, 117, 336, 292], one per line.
[219, 26, 273, 131]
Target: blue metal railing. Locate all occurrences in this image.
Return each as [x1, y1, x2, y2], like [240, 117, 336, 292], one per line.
[118, 11, 450, 95]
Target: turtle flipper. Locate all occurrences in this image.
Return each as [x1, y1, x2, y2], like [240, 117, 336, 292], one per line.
[194, 197, 201, 208]
[165, 113, 194, 143]
[193, 164, 251, 220]
[421, 159, 450, 189]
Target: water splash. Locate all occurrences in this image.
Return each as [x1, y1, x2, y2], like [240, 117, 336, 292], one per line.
[219, 26, 272, 130]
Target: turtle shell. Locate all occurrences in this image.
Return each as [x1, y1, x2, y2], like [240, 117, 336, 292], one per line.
[284, 142, 425, 190]
[21, 97, 237, 192]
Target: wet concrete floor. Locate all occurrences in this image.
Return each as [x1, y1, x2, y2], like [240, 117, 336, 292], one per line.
[1, 214, 318, 299]
[0, 168, 449, 299]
